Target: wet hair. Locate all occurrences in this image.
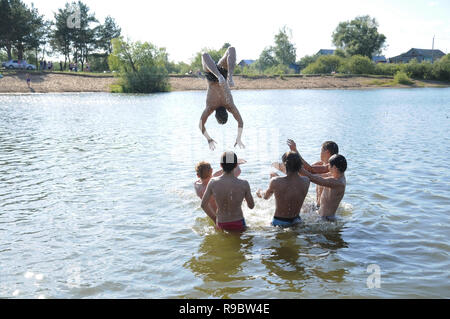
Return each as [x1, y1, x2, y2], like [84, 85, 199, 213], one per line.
[215, 106, 228, 125]
[329, 154, 347, 173]
[195, 161, 212, 179]
[322, 141, 339, 155]
[282, 151, 302, 173]
[220, 151, 237, 173]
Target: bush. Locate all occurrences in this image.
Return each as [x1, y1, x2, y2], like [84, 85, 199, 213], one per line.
[393, 71, 413, 85]
[374, 63, 402, 76]
[263, 64, 290, 76]
[240, 65, 261, 76]
[431, 54, 450, 81]
[340, 55, 375, 74]
[302, 55, 343, 74]
[403, 59, 433, 79]
[120, 66, 170, 93]
[297, 54, 318, 71]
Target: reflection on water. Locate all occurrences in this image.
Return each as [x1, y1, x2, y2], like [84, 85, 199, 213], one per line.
[185, 231, 253, 298]
[1, 90, 449, 298]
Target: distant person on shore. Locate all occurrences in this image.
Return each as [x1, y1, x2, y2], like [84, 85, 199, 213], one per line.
[199, 46, 245, 151]
[257, 151, 310, 227]
[201, 152, 254, 232]
[300, 154, 347, 222]
[60, 61, 63, 71]
[273, 139, 339, 207]
[26, 73, 31, 88]
[194, 158, 246, 217]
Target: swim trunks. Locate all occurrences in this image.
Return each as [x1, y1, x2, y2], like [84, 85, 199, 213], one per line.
[204, 64, 228, 82]
[272, 215, 302, 228]
[321, 215, 337, 222]
[217, 219, 246, 232]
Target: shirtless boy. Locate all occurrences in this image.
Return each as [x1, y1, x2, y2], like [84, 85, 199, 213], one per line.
[257, 151, 310, 227]
[300, 154, 347, 222]
[273, 139, 339, 206]
[194, 159, 246, 216]
[198, 46, 245, 151]
[201, 152, 254, 232]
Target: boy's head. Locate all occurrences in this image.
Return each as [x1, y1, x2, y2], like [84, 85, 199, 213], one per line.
[282, 151, 302, 173]
[220, 151, 237, 173]
[328, 154, 347, 174]
[215, 106, 228, 125]
[321, 141, 339, 162]
[195, 161, 212, 180]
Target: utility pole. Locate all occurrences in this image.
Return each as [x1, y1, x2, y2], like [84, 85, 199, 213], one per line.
[432, 35, 435, 63]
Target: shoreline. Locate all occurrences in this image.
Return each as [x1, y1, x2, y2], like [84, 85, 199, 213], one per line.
[0, 71, 449, 93]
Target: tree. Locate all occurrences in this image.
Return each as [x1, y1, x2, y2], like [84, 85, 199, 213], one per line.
[332, 15, 386, 58]
[0, 0, 47, 61]
[273, 26, 296, 66]
[96, 16, 121, 55]
[51, 4, 73, 69]
[108, 37, 170, 93]
[70, 1, 98, 71]
[297, 54, 317, 71]
[256, 47, 277, 70]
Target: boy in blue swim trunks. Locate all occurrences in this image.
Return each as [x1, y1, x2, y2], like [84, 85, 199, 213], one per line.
[257, 151, 310, 227]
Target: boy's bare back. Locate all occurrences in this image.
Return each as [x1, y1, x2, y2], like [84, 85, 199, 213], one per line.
[208, 175, 253, 223]
[271, 175, 310, 219]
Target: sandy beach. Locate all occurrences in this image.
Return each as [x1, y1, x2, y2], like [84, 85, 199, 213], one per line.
[0, 71, 448, 93]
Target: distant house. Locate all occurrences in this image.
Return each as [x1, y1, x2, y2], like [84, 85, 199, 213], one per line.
[389, 48, 445, 63]
[372, 56, 387, 63]
[316, 49, 335, 56]
[238, 59, 256, 68]
[288, 63, 301, 74]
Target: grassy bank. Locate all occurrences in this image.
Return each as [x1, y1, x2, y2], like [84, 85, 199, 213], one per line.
[0, 71, 449, 93]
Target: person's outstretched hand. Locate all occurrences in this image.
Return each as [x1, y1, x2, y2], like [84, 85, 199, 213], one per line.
[208, 139, 217, 151]
[256, 189, 263, 198]
[234, 139, 245, 149]
[287, 139, 298, 153]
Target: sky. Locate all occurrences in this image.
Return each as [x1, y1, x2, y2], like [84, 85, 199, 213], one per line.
[25, 0, 450, 63]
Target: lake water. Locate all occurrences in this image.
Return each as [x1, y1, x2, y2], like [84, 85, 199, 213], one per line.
[0, 89, 449, 299]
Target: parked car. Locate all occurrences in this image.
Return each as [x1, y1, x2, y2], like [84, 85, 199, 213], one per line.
[3, 60, 36, 70]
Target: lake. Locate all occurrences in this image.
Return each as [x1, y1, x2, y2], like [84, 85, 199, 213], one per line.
[0, 88, 449, 298]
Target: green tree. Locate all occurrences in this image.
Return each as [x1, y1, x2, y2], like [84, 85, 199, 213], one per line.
[431, 54, 450, 81]
[69, 1, 98, 71]
[297, 54, 317, 71]
[256, 47, 277, 70]
[332, 15, 386, 58]
[50, 4, 74, 69]
[108, 37, 170, 93]
[96, 16, 121, 55]
[0, 0, 47, 61]
[273, 26, 296, 66]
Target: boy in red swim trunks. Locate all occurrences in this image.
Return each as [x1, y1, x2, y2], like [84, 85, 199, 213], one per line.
[201, 152, 254, 232]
